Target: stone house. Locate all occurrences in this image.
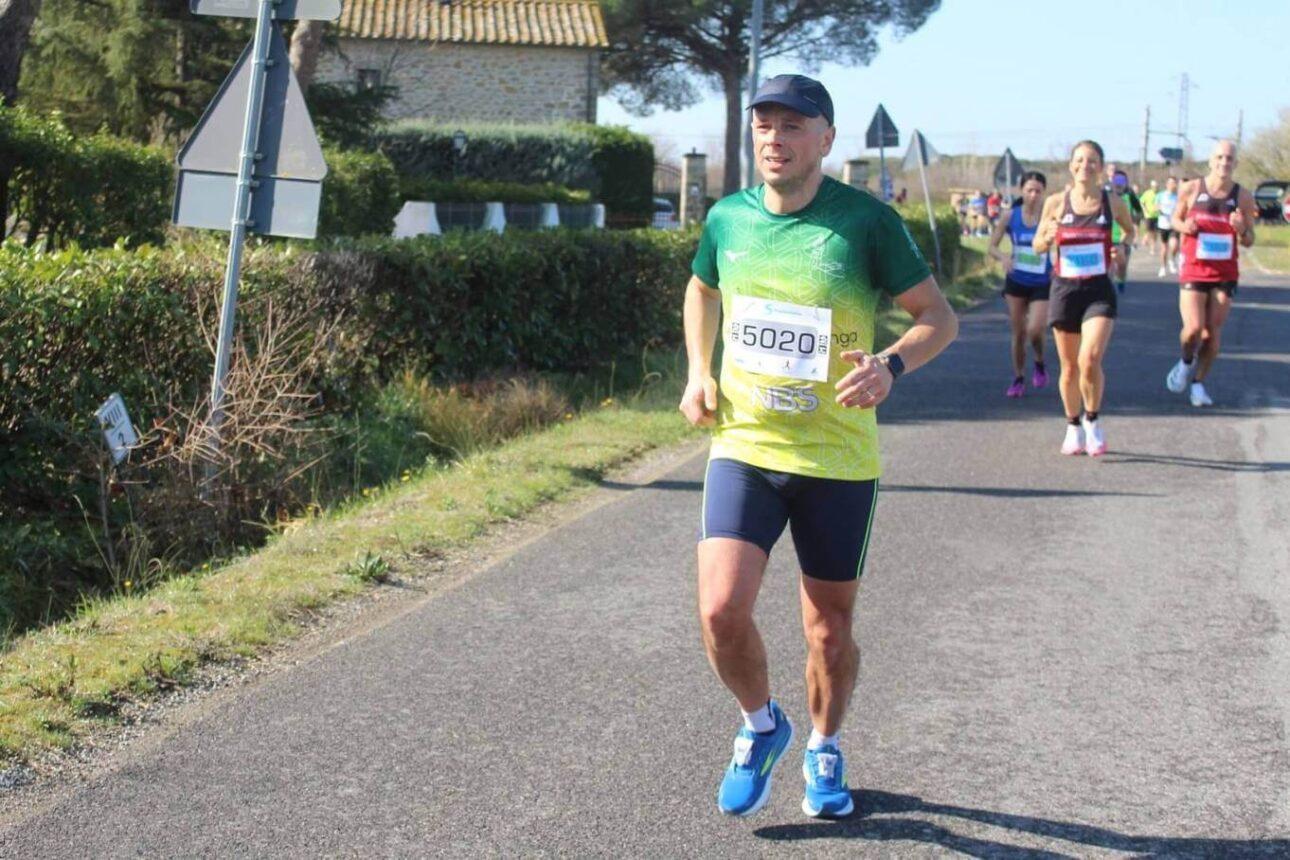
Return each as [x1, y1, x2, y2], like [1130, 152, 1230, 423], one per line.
[316, 0, 608, 124]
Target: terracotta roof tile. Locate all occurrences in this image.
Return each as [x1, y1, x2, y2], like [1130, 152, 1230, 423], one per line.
[337, 0, 608, 49]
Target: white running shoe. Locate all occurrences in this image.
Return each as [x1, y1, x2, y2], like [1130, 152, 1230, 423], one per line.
[1061, 424, 1085, 456]
[1157, 266, 1167, 278]
[1165, 359, 1193, 394]
[1083, 418, 1107, 457]
[1170, 255, 1180, 273]
[1190, 382, 1213, 407]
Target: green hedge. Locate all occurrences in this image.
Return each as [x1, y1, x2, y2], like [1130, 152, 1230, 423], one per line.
[893, 203, 964, 277]
[400, 178, 592, 205]
[373, 122, 653, 225]
[0, 106, 172, 250]
[318, 148, 401, 238]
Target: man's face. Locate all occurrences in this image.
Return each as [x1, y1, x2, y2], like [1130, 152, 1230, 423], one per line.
[1167, 177, 1178, 192]
[1105, 162, 1119, 182]
[1210, 142, 1237, 178]
[751, 105, 835, 189]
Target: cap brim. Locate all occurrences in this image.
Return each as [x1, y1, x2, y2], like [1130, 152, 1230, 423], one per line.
[747, 94, 823, 120]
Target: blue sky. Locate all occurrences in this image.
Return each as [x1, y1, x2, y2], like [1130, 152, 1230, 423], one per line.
[597, 0, 1288, 167]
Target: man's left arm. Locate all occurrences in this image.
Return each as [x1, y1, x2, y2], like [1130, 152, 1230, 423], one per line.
[834, 277, 959, 409]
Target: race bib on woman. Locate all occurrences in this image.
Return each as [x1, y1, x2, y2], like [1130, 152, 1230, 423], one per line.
[1196, 232, 1234, 260]
[1013, 244, 1047, 275]
[1058, 243, 1107, 277]
[728, 296, 831, 382]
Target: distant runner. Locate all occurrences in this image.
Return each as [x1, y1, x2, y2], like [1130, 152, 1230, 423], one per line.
[988, 170, 1052, 397]
[1156, 176, 1180, 277]
[1108, 169, 1137, 294]
[1164, 140, 1258, 407]
[680, 73, 958, 820]
[1140, 179, 1159, 252]
[1033, 140, 1135, 457]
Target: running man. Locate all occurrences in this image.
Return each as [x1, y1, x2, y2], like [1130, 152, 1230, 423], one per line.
[1156, 176, 1180, 277]
[988, 170, 1052, 397]
[1033, 140, 1135, 457]
[680, 73, 958, 819]
[1164, 140, 1258, 407]
[1140, 179, 1159, 252]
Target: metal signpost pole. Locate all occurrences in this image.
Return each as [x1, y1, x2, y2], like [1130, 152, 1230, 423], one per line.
[914, 133, 942, 275]
[209, 0, 276, 449]
[743, 0, 763, 189]
[878, 111, 888, 202]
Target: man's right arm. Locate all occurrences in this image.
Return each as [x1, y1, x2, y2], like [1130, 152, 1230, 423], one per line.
[680, 276, 721, 427]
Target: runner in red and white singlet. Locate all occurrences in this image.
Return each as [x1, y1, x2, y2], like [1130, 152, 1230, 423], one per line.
[1164, 140, 1258, 407]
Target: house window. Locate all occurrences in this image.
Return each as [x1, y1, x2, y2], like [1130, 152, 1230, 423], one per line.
[356, 68, 382, 91]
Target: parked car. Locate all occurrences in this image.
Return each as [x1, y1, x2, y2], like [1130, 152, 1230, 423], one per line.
[651, 196, 680, 230]
[1253, 180, 1288, 223]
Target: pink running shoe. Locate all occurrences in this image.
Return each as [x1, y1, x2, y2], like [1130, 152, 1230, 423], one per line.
[1083, 418, 1107, 457]
[1006, 378, 1025, 398]
[1031, 366, 1049, 388]
[1061, 424, 1085, 455]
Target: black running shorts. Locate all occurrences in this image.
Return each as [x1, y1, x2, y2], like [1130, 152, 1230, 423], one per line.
[1181, 281, 1237, 296]
[1048, 275, 1118, 332]
[1003, 276, 1051, 301]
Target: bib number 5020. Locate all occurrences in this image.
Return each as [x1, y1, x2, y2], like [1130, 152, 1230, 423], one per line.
[728, 296, 832, 383]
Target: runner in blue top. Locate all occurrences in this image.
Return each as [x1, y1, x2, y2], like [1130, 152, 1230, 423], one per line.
[988, 171, 1053, 397]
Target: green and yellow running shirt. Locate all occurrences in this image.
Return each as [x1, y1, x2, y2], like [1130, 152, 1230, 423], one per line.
[692, 177, 931, 481]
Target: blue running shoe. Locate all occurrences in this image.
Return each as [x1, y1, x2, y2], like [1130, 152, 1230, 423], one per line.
[802, 745, 855, 818]
[717, 701, 793, 816]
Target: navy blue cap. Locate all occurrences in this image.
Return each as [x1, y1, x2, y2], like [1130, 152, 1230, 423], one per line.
[748, 74, 834, 126]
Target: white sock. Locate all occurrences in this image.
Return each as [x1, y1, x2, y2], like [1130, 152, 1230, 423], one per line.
[741, 701, 775, 734]
[807, 729, 840, 750]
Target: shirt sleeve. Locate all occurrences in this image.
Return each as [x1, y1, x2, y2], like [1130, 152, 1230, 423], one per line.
[869, 206, 934, 297]
[691, 216, 720, 288]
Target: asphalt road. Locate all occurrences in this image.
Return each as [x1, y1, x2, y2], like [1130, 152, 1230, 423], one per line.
[4, 253, 1289, 857]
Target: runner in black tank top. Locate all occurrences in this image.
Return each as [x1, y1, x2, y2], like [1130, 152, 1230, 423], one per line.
[1032, 140, 1135, 458]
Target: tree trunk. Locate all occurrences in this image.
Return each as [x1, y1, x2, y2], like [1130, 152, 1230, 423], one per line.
[722, 67, 743, 197]
[0, 0, 40, 106]
[289, 20, 324, 93]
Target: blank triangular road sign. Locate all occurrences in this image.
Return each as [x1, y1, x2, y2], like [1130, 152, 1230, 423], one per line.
[177, 24, 325, 181]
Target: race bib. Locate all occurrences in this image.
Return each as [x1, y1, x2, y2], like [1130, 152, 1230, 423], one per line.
[728, 296, 831, 382]
[1013, 244, 1048, 275]
[1058, 242, 1107, 277]
[1196, 232, 1234, 261]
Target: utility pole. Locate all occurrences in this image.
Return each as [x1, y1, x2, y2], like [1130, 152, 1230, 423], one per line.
[1178, 72, 1192, 157]
[743, 0, 764, 188]
[1235, 109, 1244, 147]
[1140, 105, 1150, 184]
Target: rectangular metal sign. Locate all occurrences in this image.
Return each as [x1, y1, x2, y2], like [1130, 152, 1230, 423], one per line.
[95, 393, 138, 465]
[190, 0, 340, 21]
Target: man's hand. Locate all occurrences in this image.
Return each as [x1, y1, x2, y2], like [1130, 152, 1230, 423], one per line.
[679, 376, 719, 427]
[834, 351, 894, 410]
[1230, 207, 1248, 235]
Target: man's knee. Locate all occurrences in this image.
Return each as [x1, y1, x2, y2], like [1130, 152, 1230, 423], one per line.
[699, 599, 753, 647]
[805, 614, 856, 667]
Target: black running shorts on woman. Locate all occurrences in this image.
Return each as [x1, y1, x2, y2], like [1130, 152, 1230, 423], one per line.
[700, 457, 878, 582]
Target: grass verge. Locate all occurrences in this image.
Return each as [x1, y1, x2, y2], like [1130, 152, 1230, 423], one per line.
[1246, 224, 1290, 274]
[0, 253, 998, 768]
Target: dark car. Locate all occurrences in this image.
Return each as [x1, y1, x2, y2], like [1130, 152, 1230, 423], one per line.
[1254, 181, 1288, 223]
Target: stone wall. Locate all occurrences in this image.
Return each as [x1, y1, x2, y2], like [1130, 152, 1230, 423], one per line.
[316, 40, 598, 124]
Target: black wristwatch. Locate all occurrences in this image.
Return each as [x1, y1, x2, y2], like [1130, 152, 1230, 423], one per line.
[876, 351, 905, 381]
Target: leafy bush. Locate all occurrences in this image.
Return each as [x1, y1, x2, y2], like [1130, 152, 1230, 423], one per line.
[318, 148, 401, 238]
[892, 203, 964, 277]
[372, 121, 652, 224]
[0, 106, 171, 250]
[399, 178, 591, 205]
